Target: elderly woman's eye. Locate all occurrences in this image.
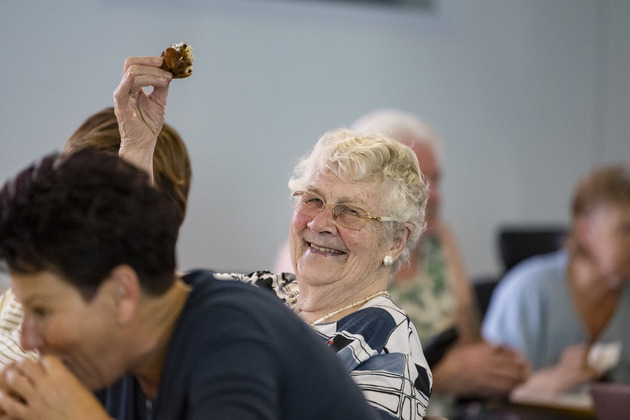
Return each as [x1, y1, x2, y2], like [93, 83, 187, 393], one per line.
[305, 196, 324, 207]
[339, 205, 360, 217]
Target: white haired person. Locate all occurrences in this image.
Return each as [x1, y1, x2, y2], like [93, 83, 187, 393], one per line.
[484, 163, 630, 399]
[113, 56, 433, 419]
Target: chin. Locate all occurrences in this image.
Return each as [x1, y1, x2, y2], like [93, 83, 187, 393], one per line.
[62, 361, 109, 391]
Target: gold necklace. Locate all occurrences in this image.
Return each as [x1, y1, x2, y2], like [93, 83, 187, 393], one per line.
[309, 290, 390, 326]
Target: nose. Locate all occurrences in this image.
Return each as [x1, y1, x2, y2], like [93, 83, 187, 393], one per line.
[307, 204, 338, 234]
[20, 315, 44, 351]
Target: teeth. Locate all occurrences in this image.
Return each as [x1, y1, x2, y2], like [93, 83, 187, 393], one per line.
[311, 244, 343, 254]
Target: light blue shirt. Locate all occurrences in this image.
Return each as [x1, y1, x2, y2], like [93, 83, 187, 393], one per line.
[482, 250, 630, 383]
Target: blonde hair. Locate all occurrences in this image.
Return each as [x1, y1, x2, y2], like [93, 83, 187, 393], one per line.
[288, 128, 429, 271]
[64, 107, 191, 226]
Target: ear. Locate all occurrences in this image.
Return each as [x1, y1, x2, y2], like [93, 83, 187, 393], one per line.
[104, 265, 141, 326]
[389, 224, 412, 261]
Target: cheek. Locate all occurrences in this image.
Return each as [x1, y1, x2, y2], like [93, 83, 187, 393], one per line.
[47, 306, 106, 352]
[344, 230, 382, 260]
[40, 317, 77, 351]
[290, 214, 310, 258]
[290, 212, 311, 231]
[593, 239, 628, 273]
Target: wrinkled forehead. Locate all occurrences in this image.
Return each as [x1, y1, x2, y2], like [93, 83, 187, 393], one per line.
[305, 168, 386, 209]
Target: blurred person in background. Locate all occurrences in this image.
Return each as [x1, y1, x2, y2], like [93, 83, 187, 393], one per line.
[349, 109, 528, 416]
[484, 163, 630, 399]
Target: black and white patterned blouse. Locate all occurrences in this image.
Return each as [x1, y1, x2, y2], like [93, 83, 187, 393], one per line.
[215, 271, 433, 420]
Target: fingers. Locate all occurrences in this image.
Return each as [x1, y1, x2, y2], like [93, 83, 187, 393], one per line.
[113, 68, 171, 107]
[467, 346, 530, 396]
[474, 368, 527, 397]
[149, 81, 171, 108]
[0, 364, 29, 418]
[122, 56, 164, 74]
[122, 56, 172, 86]
[19, 357, 47, 382]
[114, 57, 172, 109]
[4, 360, 43, 400]
[0, 388, 26, 418]
[1, 357, 61, 404]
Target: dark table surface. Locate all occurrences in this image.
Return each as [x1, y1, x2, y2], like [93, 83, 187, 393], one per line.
[451, 399, 596, 420]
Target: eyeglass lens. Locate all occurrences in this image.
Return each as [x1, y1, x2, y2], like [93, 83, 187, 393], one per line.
[292, 191, 369, 230]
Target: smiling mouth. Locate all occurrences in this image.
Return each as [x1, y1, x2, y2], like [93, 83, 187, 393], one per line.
[309, 242, 345, 256]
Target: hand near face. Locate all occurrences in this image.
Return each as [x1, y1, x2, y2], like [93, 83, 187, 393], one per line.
[0, 355, 112, 420]
[113, 55, 172, 178]
[431, 341, 529, 398]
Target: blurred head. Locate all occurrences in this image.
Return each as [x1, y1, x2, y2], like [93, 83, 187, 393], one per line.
[64, 107, 191, 226]
[0, 150, 180, 300]
[0, 150, 180, 389]
[288, 128, 428, 286]
[351, 109, 442, 232]
[566, 163, 630, 283]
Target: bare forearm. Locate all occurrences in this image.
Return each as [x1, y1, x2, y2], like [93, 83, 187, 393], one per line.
[118, 137, 156, 185]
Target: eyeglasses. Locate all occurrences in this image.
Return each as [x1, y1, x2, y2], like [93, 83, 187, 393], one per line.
[291, 190, 395, 231]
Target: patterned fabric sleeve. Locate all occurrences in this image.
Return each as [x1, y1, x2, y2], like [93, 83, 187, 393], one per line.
[0, 289, 38, 368]
[213, 271, 299, 309]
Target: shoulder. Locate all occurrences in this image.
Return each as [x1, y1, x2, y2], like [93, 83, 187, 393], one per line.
[498, 250, 567, 295]
[337, 298, 406, 344]
[183, 270, 285, 310]
[332, 297, 425, 363]
[179, 270, 308, 344]
[483, 251, 567, 338]
[212, 270, 299, 307]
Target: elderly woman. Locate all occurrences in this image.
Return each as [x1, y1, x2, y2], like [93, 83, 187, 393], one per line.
[483, 163, 630, 398]
[116, 56, 432, 419]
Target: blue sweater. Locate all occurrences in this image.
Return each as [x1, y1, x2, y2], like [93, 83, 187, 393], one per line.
[96, 270, 379, 420]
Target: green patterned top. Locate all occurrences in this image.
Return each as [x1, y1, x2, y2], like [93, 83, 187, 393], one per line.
[388, 234, 457, 343]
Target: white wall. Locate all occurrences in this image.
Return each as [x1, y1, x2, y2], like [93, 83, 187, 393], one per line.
[1, 0, 628, 279]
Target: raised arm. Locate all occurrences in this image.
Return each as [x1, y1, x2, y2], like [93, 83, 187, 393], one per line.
[113, 56, 172, 183]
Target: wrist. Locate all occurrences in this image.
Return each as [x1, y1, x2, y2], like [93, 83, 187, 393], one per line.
[119, 140, 156, 184]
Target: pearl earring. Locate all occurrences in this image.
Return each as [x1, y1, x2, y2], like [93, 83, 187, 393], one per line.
[383, 255, 394, 266]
